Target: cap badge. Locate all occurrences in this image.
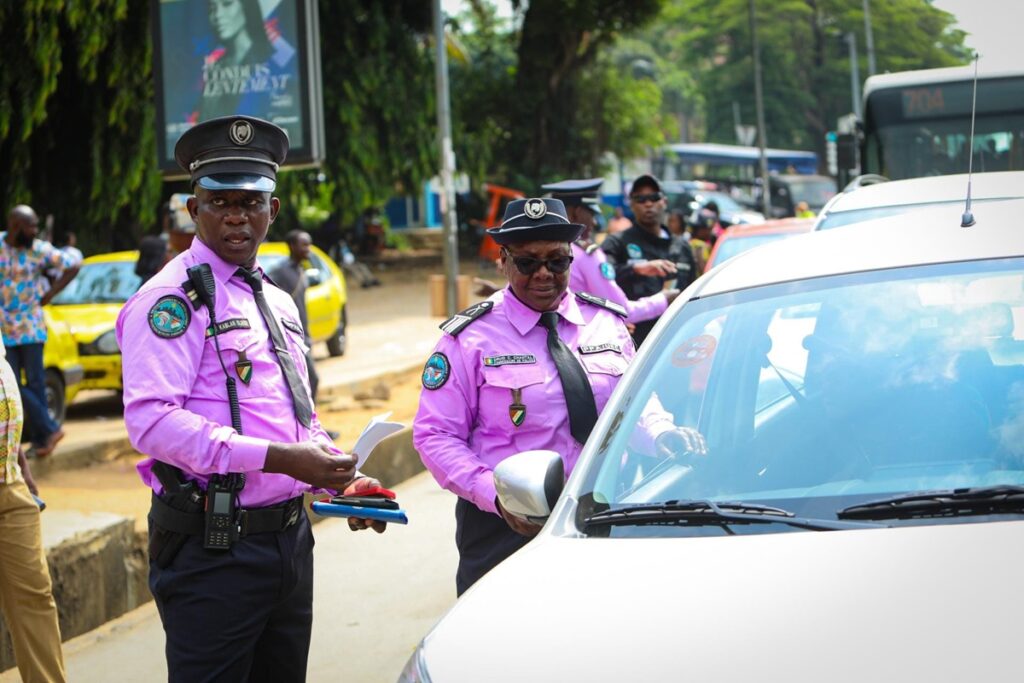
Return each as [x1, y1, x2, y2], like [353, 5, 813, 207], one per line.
[524, 199, 547, 220]
[229, 119, 255, 146]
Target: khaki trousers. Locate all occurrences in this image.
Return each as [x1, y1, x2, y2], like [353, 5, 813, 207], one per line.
[0, 479, 65, 683]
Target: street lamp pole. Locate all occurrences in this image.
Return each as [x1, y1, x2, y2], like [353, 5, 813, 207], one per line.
[863, 0, 877, 76]
[432, 0, 460, 316]
[748, 0, 771, 217]
[846, 32, 863, 119]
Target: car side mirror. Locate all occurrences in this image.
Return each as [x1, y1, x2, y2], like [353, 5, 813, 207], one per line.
[494, 450, 565, 523]
[305, 268, 323, 286]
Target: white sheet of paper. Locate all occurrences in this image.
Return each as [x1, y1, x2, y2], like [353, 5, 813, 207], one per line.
[351, 411, 405, 469]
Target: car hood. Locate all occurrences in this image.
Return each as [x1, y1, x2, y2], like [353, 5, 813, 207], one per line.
[421, 520, 1024, 682]
[47, 304, 122, 343]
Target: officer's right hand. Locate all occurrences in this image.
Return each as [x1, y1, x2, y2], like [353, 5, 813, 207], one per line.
[264, 441, 357, 490]
[633, 259, 677, 277]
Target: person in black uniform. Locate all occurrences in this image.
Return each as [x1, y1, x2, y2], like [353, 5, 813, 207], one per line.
[600, 174, 696, 346]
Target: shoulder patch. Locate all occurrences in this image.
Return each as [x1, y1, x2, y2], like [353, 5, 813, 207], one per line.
[575, 291, 628, 318]
[626, 243, 644, 260]
[148, 295, 191, 338]
[599, 261, 615, 280]
[422, 352, 451, 390]
[439, 300, 494, 337]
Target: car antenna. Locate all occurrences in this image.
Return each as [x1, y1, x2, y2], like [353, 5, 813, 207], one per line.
[961, 53, 980, 228]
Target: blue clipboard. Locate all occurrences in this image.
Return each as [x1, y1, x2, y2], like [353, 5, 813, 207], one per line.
[311, 500, 409, 525]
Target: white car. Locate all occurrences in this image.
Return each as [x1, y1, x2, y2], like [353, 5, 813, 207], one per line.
[400, 201, 1024, 682]
[814, 170, 1024, 230]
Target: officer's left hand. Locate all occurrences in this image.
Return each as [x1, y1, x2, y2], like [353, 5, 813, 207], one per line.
[343, 477, 388, 534]
[496, 498, 543, 537]
[655, 426, 708, 459]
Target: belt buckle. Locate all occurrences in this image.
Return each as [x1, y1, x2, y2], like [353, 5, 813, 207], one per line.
[285, 500, 301, 528]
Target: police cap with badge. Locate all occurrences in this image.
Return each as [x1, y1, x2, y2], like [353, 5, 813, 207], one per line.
[174, 115, 289, 192]
[541, 178, 603, 216]
[485, 197, 585, 245]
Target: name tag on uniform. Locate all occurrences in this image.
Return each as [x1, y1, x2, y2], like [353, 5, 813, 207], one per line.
[483, 354, 537, 367]
[205, 318, 251, 337]
[578, 343, 623, 355]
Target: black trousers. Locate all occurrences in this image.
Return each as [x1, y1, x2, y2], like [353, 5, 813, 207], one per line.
[148, 513, 315, 683]
[454, 497, 530, 596]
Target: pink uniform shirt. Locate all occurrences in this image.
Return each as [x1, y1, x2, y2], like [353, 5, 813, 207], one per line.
[117, 238, 338, 507]
[413, 288, 635, 515]
[569, 242, 667, 324]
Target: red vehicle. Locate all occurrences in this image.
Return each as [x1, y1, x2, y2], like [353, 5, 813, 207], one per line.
[478, 183, 525, 263]
[705, 218, 815, 271]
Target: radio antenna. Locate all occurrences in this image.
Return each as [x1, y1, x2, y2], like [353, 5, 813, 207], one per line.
[960, 53, 980, 228]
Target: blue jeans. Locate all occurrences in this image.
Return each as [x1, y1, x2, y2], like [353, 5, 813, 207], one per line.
[4, 343, 58, 445]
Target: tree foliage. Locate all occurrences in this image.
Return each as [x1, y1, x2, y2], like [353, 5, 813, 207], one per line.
[0, 0, 160, 253]
[645, 0, 969, 164]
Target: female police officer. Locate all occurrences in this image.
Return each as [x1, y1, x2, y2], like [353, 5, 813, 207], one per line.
[414, 197, 686, 595]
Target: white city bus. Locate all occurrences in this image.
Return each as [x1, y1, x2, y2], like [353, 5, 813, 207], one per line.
[861, 64, 1024, 180]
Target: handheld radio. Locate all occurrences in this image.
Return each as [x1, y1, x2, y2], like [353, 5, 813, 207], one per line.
[187, 264, 246, 549]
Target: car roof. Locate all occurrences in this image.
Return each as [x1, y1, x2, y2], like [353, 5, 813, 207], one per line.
[693, 200, 1024, 297]
[820, 171, 1024, 216]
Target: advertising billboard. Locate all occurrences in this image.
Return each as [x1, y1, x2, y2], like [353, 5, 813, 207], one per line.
[152, 0, 325, 174]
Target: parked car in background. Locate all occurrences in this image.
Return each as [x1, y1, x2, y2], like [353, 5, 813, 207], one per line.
[257, 242, 348, 356]
[41, 309, 83, 425]
[815, 170, 1024, 231]
[662, 180, 765, 227]
[704, 217, 815, 271]
[768, 174, 836, 218]
[46, 242, 348, 395]
[400, 201, 1024, 682]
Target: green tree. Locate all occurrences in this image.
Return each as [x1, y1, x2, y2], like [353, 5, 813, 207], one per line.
[649, 0, 969, 164]
[0, 0, 160, 253]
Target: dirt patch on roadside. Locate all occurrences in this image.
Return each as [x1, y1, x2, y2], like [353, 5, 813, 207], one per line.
[35, 371, 426, 532]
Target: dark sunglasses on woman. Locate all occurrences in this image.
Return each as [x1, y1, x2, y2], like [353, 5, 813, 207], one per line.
[502, 250, 574, 275]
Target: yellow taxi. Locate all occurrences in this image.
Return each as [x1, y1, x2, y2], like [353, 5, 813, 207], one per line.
[41, 308, 84, 425]
[45, 242, 348, 394]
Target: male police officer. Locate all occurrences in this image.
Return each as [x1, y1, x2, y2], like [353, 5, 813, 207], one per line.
[600, 174, 697, 346]
[541, 178, 680, 326]
[117, 115, 386, 682]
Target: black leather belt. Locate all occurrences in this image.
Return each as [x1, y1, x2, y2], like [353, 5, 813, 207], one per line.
[150, 493, 304, 537]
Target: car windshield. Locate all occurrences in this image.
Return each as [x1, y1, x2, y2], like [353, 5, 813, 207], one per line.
[711, 233, 793, 267]
[574, 257, 1024, 536]
[50, 261, 141, 304]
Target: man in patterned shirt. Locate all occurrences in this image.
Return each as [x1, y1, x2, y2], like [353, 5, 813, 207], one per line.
[0, 206, 80, 457]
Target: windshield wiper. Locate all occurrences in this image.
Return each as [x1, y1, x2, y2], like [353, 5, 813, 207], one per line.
[584, 499, 882, 532]
[837, 485, 1024, 520]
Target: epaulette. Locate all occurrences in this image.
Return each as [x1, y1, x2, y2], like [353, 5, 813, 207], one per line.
[439, 300, 494, 337]
[575, 291, 627, 318]
[585, 243, 601, 255]
[181, 278, 203, 311]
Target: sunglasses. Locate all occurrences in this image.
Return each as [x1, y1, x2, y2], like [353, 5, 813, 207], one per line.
[503, 250, 574, 275]
[630, 192, 664, 204]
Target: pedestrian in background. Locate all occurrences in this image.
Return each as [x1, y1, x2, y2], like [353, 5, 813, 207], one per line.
[0, 206, 79, 457]
[600, 175, 695, 347]
[0, 341, 66, 683]
[117, 115, 388, 682]
[607, 205, 632, 235]
[268, 229, 320, 401]
[414, 197, 638, 595]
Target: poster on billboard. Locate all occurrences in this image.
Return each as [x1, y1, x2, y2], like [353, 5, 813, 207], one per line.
[152, 0, 324, 174]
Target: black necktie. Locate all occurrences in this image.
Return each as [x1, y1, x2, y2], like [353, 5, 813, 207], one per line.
[539, 311, 599, 445]
[237, 268, 313, 428]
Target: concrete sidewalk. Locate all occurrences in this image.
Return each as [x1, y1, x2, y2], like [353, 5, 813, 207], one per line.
[0, 261, 473, 673]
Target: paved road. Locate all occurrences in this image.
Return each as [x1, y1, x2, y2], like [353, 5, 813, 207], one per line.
[1, 472, 460, 683]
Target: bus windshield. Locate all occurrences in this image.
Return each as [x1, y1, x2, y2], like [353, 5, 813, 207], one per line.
[862, 73, 1024, 180]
